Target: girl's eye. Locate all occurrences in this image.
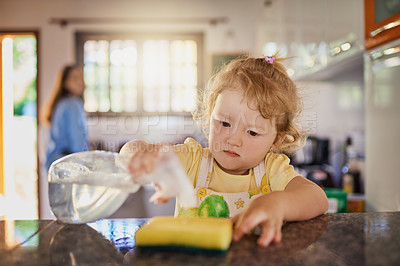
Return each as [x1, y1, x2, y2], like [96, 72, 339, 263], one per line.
[220, 121, 231, 127]
[248, 130, 258, 136]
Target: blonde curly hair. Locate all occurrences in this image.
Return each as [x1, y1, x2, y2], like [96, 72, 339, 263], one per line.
[193, 55, 306, 155]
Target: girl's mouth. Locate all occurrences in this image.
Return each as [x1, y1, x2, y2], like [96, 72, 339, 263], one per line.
[223, 150, 240, 157]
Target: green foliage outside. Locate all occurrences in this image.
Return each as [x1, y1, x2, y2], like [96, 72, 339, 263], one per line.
[12, 37, 37, 117]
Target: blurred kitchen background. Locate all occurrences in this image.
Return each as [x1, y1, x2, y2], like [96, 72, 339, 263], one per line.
[1, 0, 399, 220]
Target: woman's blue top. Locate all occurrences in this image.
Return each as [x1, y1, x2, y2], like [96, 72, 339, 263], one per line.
[45, 97, 89, 171]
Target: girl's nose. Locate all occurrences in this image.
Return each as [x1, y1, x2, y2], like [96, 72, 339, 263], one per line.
[227, 130, 242, 147]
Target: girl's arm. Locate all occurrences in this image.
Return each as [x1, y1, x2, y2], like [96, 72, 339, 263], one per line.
[232, 176, 329, 247]
[279, 176, 329, 220]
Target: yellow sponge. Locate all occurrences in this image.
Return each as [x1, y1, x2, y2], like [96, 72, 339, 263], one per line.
[135, 216, 232, 252]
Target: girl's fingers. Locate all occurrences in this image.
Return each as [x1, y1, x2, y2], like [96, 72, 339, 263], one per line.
[232, 204, 284, 247]
[230, 213, 241, 225]
[153, 183, 171, 204]
[128, 154, 142, 174]
[258, 225, 275, 247]
[258, 220, 283, 247]
[231, 213, 246, 241]
[128, 149, 159, 176]
[272, 227, 282, 243]
[233, 210, 267, 242]
[144, 156, 156, 174]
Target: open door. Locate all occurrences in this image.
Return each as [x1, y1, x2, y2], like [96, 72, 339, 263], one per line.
[1, 32, 39, 220]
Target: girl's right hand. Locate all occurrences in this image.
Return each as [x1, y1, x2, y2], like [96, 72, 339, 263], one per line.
[119, 140, 175, 204]
[120, 140, 161, 178]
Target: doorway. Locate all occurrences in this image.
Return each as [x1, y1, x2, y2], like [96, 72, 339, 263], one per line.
[1, 32, 39, 219]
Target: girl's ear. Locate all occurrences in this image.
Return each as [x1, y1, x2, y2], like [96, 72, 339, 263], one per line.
[273, 133, 286, 146]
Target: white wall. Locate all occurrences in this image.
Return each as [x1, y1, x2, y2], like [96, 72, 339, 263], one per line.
[298, 77, 365, 185]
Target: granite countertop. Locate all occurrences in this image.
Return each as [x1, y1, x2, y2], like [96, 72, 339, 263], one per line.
[1, 212, 399, 265]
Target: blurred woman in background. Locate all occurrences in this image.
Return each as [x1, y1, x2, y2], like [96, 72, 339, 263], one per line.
[42, 65, 89, 171]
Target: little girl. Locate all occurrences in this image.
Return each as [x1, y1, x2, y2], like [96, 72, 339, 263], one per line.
[120, 55, 329, 247]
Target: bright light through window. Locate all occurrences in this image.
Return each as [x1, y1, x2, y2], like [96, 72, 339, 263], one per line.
[79, 34, 201, 114]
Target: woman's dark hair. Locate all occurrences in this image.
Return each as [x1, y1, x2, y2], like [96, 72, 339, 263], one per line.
[41, 65, 83, 125]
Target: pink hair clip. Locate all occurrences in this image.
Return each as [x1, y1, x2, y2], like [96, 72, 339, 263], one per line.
[264, 56, 275, 64]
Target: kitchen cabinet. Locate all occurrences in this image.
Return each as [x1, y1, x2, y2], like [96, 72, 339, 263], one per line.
[364, 0, 400, 50]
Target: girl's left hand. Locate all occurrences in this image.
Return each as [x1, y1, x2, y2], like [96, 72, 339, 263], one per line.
[231, 193, 285, 247]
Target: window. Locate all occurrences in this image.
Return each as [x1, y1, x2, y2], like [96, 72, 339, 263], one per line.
[76, 33, 203, 114]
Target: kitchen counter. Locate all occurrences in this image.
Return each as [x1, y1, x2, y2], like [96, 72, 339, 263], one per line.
[1, 212, 399, 265]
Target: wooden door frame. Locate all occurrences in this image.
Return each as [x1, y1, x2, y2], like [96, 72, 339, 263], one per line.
[0, 38, 3, 196]
[0, 30, 40, 217]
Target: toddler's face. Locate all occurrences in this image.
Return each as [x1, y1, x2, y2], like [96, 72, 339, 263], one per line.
[209, 89, 277, 175]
